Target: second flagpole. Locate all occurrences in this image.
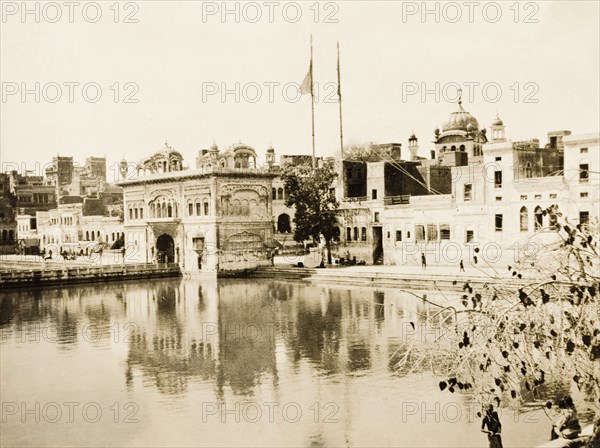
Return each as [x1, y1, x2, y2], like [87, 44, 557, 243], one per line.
[310, 35, 316, 169]
[337, 41, 344, 161]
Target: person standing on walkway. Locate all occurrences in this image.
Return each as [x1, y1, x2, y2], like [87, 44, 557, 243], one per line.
[481, 404, 503, 448]
[421, 252, 427, 270]
[460, 259, 465, 272]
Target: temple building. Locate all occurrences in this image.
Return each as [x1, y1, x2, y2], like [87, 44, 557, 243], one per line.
[336, 99, 599, 267]
[119, 142, 277, 274]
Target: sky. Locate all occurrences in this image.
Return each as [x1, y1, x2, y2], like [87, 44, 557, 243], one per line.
[1, 1, 599, 180]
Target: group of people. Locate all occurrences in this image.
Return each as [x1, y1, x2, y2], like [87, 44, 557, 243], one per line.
[481, 395, 598, 448]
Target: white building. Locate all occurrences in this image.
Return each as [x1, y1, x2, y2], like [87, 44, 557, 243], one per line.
[335, 101, 599, 268]
[119, 142, 277, 274]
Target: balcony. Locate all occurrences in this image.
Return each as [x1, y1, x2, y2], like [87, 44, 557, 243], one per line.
[384, 195, 411, 206]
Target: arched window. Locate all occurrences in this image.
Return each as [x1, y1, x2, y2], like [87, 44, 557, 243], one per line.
[8, 230, 14, 241]
[353, 227, 358, 241]
[525, 162, 532, 178]
[97, 231, 101, 240]
[346, 227, 351, 241]
[167, 204, 173, 218]
[195, 200, 201, 216]
[86, 231, 89, 240]
[139, 208, 144, 219]
[534, 206, 543, 231]
[203, 199, 209, 216]
[520, 206, 529, 232]
[134, 208, 139, 220]
[277, 188, 284, 200]
[188, 201, 193, 217]
[361, 227, 367, 241]
[272, 188, 277, 200]
[451, 146, 456, 152]
[459, 145, 465, 151]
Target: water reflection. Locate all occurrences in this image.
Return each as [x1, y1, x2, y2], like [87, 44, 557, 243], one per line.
[0, 279, 560, 447]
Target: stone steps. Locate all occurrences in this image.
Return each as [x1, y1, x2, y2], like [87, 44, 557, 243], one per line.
[250, 265, 523, 290]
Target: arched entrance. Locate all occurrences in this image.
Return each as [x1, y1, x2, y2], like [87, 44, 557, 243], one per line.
[277, 213, 291, 233]
[156, 234, 175, 263]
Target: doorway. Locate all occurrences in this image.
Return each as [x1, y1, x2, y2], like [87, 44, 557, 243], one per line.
[372, 226, 383, 265]
[156, 234, 175, 263]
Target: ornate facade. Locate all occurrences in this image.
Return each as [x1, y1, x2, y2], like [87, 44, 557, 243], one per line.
[120, 143, 276, 274]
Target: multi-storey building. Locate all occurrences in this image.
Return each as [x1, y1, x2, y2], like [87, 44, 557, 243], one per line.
[35, 202, 124, 257]
[45, 155, 107, 199]
[337, 101, 599, 267]
[10, 154, 121, 255]
[119, 142, 277, 274]
[0, 173, 17, 254]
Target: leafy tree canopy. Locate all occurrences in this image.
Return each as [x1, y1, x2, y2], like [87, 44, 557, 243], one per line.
[280, 161, 339, 247]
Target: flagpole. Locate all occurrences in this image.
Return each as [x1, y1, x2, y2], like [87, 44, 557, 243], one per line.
[337, 41, 344, 160]
[310, 35, 316, 169]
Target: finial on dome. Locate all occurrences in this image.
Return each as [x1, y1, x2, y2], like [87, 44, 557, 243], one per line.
[492, 110, 504, 126]
[457, 88, 463, 106]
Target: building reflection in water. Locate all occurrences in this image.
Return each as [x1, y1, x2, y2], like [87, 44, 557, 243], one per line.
[1, 278, 570, 447]
[0, 279, 457, 395]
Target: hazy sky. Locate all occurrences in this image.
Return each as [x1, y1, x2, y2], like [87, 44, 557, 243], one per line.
[1, 1, 599, 180]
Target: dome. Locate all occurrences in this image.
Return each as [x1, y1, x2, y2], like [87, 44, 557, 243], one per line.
[492, 115, 504, 126]
[230, 142, 254, 151]
[442, 101, 479, 132]
[154, 141, 182, 159]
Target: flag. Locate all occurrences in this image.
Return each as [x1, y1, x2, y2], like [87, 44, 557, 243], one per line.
[300, 61, 312, 95]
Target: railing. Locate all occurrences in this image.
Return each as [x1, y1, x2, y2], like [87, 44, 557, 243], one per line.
[342, 196, 368, 203]
[384, 195, 411, 205]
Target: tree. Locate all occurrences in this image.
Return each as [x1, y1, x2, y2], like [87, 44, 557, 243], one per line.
[280, 160, 339, 265]
[343, 143, 389, 162]
[390, 206, 599, 423]
[431, 206, 599, 413]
